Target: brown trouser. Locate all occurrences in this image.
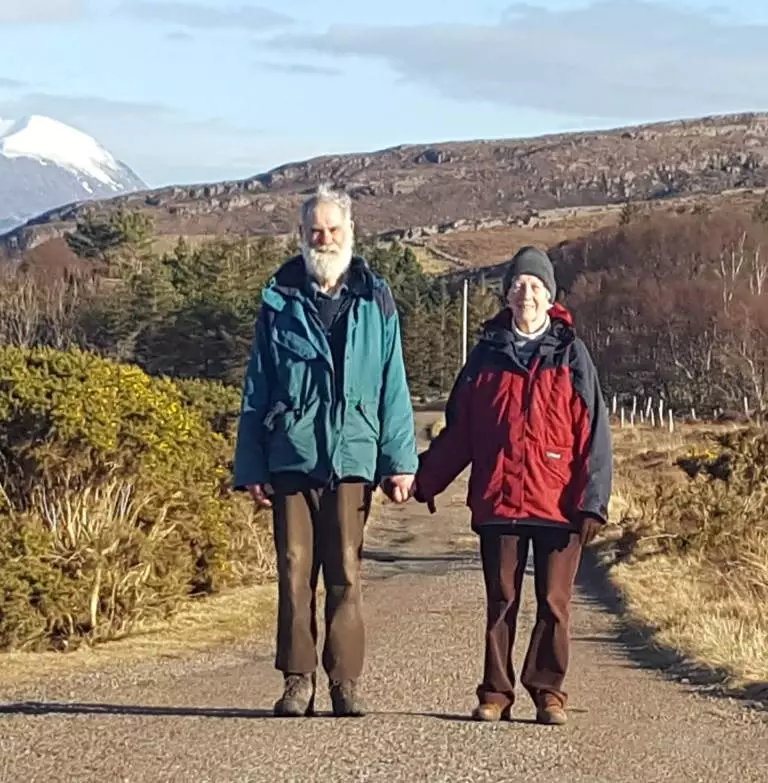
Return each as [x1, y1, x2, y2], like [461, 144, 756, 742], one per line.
[477, 526, 582, 708]
[271, 473, 371, 683]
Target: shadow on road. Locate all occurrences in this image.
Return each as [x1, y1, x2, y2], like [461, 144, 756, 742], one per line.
[403, 711, 539, 725]
[363, 549, 476, 565]
[362, 548, 480, 579]
[576, 546, 768, 711]
[0, 702, 276, 719]
[0, 701, 542, 725]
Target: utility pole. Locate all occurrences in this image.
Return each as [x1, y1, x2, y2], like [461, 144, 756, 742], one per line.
[462, 278, 469, 366]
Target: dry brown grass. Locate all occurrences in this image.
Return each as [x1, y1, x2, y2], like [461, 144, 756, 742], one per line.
[609, 548, 768, 690]
[407, 245, 457, 275]
[604, 422, 768, 695]
[424, 207, 623, 266]
[0, 583, 276, 687]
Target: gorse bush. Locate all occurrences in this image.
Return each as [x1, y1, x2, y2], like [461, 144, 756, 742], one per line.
[174, 377, 242, 438]
[665, 430, 768, 561]
[618, 428, 768, 587]
[608, 424, 768, 687]
[0, 347, 220, 491]
[0, 347, 271, 651]
[0, 229, 488, 651]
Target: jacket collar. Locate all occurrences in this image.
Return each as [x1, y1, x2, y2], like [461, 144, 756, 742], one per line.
[266, 254, 374, 308]
[479, 302, 576, 362]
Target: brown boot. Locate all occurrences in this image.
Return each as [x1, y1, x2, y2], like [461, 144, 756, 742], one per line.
[273, 673, 316, 717]
[535, 693, 567, 725]
[329, 680, 365, 717]
[471, 702, 513, 722]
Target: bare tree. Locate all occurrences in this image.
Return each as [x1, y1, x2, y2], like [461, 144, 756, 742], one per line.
[0, 269, 87, 350]
[0, 270, 41, 347]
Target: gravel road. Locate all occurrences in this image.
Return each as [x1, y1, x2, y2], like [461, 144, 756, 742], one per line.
[0, 422, 765, 782]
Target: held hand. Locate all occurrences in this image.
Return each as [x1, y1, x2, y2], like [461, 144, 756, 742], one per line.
[409, 476, 436, 513]
[383, 474, 415, 504]
[579, 515, 603, 546]
[246, 483, 274, 508]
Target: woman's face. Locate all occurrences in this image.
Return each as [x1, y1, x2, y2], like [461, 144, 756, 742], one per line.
[506, 274, 551, 331]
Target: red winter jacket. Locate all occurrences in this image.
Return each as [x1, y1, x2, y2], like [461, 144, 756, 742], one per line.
[415, 303, 612, 531]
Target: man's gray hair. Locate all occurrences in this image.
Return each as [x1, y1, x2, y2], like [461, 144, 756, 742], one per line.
[300, 183, 352, 231]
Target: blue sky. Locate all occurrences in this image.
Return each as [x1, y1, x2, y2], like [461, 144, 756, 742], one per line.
[1, 0, 767, 187]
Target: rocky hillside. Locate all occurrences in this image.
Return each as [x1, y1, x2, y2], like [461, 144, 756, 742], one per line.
[2, 112, 767, 258]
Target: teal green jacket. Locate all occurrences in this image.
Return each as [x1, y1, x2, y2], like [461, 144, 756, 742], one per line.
[233, 255, 418, 488]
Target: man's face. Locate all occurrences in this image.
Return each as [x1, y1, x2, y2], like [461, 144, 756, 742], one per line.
[506, 273, 551, 328]
[301, 201, 354, 285]
[307, 201, 352, 253]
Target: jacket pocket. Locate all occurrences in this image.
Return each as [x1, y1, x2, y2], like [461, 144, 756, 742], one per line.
[271, 330, 318, 361]
[270, 329, 323, 413]
[535, 443, 574, 483]
[353, 400, 380, 438]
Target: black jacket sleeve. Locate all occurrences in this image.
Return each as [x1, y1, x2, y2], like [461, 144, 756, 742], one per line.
[569, 339, 612, 524]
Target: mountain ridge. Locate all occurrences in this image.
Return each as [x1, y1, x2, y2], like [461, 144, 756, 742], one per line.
[2, 111, 768, 258]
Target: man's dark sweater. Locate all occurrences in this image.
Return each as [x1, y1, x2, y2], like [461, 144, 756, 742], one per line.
[308, 276, 352, 397]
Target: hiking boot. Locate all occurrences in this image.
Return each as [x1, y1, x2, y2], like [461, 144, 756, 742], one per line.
[329, 680, 365, 717]
[273, 673, 316, 717]
[535, 694, 567, 726]
[471, 703, 513, 722]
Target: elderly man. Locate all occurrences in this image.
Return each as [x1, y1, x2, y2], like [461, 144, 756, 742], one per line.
[233, 184, 417, 717]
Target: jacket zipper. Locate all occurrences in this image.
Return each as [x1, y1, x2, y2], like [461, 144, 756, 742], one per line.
[517, 356, 543, 515]
[523, 356, 542, 423]
[302, 303, 339, 487]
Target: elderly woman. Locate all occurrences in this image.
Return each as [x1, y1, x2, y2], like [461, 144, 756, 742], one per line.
[414, 246, 612, 726]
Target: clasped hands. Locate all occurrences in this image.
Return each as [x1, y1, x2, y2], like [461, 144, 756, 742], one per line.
[379, 473, 417, 504]
[244, 475, 419, 509]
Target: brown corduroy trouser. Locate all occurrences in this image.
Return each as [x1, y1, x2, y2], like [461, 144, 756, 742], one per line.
[270, 473, 372, 683]
[477, 526, 582, 708]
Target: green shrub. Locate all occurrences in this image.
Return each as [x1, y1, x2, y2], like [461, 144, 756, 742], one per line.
[174, 377, 242, 437]
[618, 428, 768, 568]
[0, 347, 272, 651]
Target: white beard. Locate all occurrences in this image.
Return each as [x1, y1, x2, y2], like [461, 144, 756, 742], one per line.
[302, 239, 353, 287]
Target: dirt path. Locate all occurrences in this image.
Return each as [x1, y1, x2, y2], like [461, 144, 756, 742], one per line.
[0, 418, 765, 782]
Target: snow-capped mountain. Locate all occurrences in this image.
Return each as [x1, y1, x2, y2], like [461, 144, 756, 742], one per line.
[0, 115, 145, 233]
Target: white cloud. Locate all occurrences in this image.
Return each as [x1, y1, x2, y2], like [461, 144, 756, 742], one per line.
[255, 61, 342, 77]
[166, 30, 194, 42]
[116, 1, 292, 31]
[0, 0, 84, 23]
[0, 92, 177, 120]
[269, 1, 768, 119]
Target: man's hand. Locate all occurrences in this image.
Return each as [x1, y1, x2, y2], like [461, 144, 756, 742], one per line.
[381, 474, 415, 504]
[579, 515, 603, 546]
[246, 483, 274, 508]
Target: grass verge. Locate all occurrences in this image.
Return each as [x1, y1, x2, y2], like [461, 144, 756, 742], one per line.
[600, 422, 768, 699]
[0, 583, 276, 688]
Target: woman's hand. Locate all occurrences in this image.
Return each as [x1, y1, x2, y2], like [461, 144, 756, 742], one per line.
[579, 515, 603, 545]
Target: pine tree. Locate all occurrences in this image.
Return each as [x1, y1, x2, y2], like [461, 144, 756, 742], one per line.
[65, 208, 155, 275]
